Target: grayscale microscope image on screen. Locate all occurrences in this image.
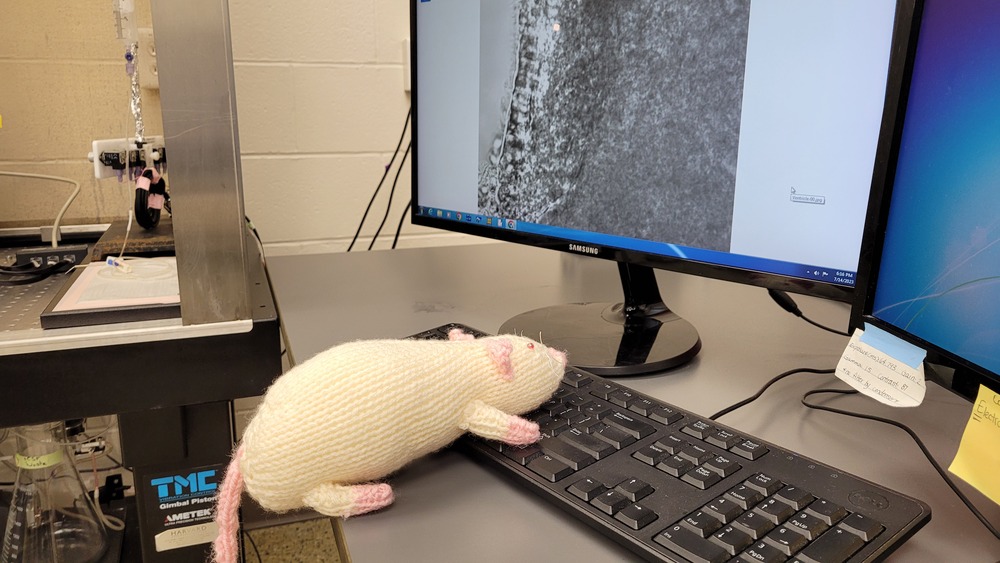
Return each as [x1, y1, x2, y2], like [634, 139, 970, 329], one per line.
[477, 0, 750, 252]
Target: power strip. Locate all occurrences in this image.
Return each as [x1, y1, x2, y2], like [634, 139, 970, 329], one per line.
[15, 244, 89, 268]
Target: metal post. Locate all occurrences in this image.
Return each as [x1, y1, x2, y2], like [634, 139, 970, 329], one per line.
[149, 0, 251, 324]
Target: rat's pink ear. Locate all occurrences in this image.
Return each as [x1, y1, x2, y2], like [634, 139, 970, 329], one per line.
[486, 339, 515, 381]
[448, 328, 476, 341]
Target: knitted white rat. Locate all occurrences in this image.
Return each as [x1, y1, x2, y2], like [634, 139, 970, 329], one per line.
[212, 328, 567, 562]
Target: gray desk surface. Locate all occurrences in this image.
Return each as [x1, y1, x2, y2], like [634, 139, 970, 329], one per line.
[267, 244, 1000, 562]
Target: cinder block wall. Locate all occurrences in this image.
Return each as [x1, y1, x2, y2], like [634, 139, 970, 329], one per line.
[1, 0, 477, 252]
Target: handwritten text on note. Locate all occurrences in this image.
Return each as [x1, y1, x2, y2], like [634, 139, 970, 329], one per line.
[835, 325, 927, 407]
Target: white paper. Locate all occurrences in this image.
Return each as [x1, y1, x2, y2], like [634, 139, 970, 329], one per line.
[835, 327, 926, 407]
[52, 257, 180, 312]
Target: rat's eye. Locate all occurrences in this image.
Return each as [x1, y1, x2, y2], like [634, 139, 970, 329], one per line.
[527, 343, 535, 350]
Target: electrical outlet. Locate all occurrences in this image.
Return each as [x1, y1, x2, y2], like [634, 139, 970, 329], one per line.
[138, 28, 158, 90]
[15, 244, 89, 268]
[89, 136, 165, 179]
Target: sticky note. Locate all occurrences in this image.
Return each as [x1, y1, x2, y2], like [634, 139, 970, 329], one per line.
[835, 325, 927, 407]
[949, 385, 1000, 505]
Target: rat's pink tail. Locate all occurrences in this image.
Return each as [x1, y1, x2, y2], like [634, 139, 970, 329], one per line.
[212, 444, 245, 563]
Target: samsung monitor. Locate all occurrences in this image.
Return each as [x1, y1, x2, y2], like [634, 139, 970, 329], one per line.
[853, 0, 1000, 400]
[412, 0, 918, 375]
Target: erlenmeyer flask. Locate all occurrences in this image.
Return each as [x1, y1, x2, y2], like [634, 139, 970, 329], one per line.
[1, 422, 108, 563]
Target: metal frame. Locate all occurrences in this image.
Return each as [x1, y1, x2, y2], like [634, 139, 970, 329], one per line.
[150, 0, 250, 325]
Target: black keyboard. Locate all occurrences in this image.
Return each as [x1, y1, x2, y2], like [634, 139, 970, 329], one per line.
[411, 324, 931, 563]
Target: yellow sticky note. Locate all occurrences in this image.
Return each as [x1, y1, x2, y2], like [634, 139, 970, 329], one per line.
[949, 384, 1000, 505]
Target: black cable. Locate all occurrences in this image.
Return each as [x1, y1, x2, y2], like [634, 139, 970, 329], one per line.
[767, 288, 851, 337]
[0, 260, 72, 286]
[134, 168, 169, 230]
[709, 367, 836, 420]
[347, 109, 412, 252]
[392, 200, 413, 250]
[802, 387, 1000, 541]
[367, 142, 411, 250]
[244, 529, 263, 563]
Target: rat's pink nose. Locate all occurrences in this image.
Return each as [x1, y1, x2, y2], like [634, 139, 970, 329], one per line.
[547, 347, 567, 366]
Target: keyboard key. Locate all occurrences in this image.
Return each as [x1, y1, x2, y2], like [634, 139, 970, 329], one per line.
[589, 382, 619, 399]
[745, 474, 783, 496]
[615, 503, 658, 530]
[784, 511, 829, 540]
[755, 499, 796, 525]
[560, 428, 616, 459]
[653, 434, 689, 454]
[562, 370, 591, 388]
[679, 444, 713, 464]
[682, 419, 714, 439]
[740, 540, 788, 563]
[705, 428, 742, 449]
[527, 454, 574, 482]
[633, 444, 670, 466]
[628, 397, 658, 416]
[591, 489, 629, 515]
[805, 499, 848, 526]
[604, 411, 656, 439]
[710, 525, 754, 555]
[682, 510, 724, 538]
[703, 496, 744, 524]
[775, 486, 815, 510]
[579, 402, 611, 419]
[838, 513, 884, 541]
[726, 484, 766, 510]
[732, 439, 770, 460]
[567, 476, 606, 501]
[655, 524, 731, 563]
[649, 405, 683, 425]
[539, 437, 596, 470]
[703, 454, 742, 478]
[656, 455, 695, 477]
[734, 510, 776, 540]
[682, 466, 723, 489]
[795, 527, 865, 563]
[539, 418, 570, 437]
[592, 424, 636, 449]
[764, 526, 809, 556]
[608, 389, 638, 408]
[615, 478, 654, 501]
[501, 444, 541, 466]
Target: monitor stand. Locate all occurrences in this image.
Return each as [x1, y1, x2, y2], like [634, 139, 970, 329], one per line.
[499, 262, 701, 377]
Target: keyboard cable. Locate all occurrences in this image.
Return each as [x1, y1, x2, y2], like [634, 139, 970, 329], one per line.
[708, 366, 836, 421]
[802, 387, 1000, 542]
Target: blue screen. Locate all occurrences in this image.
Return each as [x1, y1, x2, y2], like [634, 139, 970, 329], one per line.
[872, 0, 1000, 375]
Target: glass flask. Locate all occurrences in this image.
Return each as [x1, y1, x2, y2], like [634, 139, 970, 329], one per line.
[1, 423, 108, 563]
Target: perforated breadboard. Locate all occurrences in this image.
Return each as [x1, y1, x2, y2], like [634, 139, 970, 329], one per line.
[0, 275, 67, 332]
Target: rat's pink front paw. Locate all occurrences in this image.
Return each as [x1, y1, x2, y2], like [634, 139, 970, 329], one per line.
[503, 416, 540, 445]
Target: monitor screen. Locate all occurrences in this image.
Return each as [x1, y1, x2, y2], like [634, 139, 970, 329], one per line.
[412, 0, 917, 374]
[854, 0, 1000, 398]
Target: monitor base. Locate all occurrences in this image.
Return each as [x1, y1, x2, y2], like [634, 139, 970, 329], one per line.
[499, 301, 701, 377]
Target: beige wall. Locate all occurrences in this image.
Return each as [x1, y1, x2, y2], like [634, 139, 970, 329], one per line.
[1, 0, 477, 251]
[0, 1, 161, 228]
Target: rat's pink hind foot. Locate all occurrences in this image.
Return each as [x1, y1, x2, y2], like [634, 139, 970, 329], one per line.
[350, 483, 394, 516]
[503, 416, 540, 445]
[303, 482, 394, 518]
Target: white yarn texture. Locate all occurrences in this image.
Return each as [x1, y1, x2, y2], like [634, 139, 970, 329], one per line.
[240, 335, 564, 512]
